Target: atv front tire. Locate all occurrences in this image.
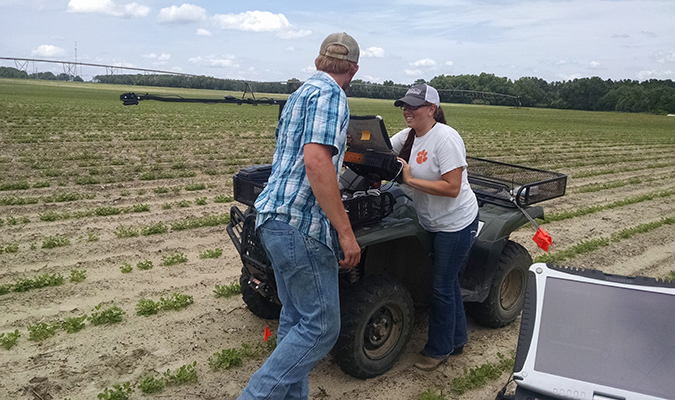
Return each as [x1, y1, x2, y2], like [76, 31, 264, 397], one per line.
[466, 240, 531, 328]
[240, 270, 281, 320]
[332, 275, 414, 379]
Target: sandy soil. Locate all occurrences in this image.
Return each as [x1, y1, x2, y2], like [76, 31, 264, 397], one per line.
[1, 164, 673, 400]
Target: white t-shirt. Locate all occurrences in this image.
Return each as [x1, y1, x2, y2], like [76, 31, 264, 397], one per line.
[390, 123, 478, 232]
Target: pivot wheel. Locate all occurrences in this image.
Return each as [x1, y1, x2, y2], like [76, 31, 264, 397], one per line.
[332, 275, 414, 379]
[466, 240, 531, 328]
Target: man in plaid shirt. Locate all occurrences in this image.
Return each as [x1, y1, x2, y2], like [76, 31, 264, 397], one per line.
[238, 33, 361, 400]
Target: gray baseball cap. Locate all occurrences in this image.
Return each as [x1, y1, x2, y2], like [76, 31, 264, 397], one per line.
[319, 32, 360, 63]
[394, 84, 441, 107]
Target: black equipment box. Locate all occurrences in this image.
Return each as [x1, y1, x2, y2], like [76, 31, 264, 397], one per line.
[233, 164, 271, 207]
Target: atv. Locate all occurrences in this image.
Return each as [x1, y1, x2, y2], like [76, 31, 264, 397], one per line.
[226, 115, 566, 379]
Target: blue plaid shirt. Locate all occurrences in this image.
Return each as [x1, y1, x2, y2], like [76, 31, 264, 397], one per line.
[255, 71, 350, 252]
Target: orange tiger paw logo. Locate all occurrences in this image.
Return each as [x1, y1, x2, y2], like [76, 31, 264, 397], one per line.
[416, 150, 428, 164]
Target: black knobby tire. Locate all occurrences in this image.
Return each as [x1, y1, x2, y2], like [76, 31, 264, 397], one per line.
[332, 275, 414, 379]
[466, 240, 531, 328]
[240, 270, 281, 320]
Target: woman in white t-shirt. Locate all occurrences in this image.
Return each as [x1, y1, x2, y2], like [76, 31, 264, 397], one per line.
[390, 84, 479, 371]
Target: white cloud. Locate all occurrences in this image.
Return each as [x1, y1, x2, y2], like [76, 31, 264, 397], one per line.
[142, 53, 170, 61]
[213, 10, 310, 39]
[157, 3, 206, 25]
[589, 61, 600, 69]
[653, 51, 675, 64]
[362, 47, 385, 58]
[360, 75, 382, 83]
[410, 58, 437, 68]
[445, 61, 454, 67]
[405, 69, 422, 76]
[189, 55, 237, 68]
[196, 28, 212, 36]
[285, 47, 295, 52]
[214, 11, 288, 32]
[67, 0, 149, 18]
[32, 45, 67, 58]
[277, 29, 312, 39]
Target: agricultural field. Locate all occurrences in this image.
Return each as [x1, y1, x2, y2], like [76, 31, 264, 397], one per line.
[0, 78, 673, 400]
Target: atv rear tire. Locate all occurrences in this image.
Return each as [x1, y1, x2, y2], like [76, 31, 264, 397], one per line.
[466, 240, 531, 328]
[240, 270, 281, 320]
[332, 275, 414, 379]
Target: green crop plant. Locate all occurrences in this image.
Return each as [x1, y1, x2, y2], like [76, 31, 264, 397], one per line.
[0, 330, 21, 349]
[169, 214, 230, 231]
[69, 269, 87, 283]
[0, 283, 12, 296]
[162, 202, 173, 209]
[138, 375, 166, 394]
[213, 194, 234, 203]
[120, 262, 133, 273]
[0, 181, 30, 191]
[213, 282, 241, 298]
[86, 232, 100, 242]
[32, 180, 50, 188]
[159, 293, 194, 311]
[535, 217, 675, 264]
[208, 336, 277, 370]
[153, 186, 170, 194]
[89, 303, 126, 326]
[163, 361, 198, 386]
[449, 352, 515, 395]
[4, 243, 19, 253]
[12, 273, 64, 292]
[162, 252, 188, 266]
[39, 210, 62, 221]
[419, 386, 448, 400]
[208, 348, 243, 370]
[61, 315, 87, 333]
[114, 225, 139, 238]
[176, 199, 192, 208]
[184, 182, 206, 191]
[136, 260, 154, 270]
[120, 189, 130, 196]
[97, 382, 133, 400]
[195, 196, 207, 205]
[42, 234, 71, 249]
[129, 203, 150, 213]
[199, 248, 223, 259]
[136, 299, 160, 316]
[141, 222, 169, 236]
[95, 206, 122, 216]
[137, 189, 147, 195]
[27, 321, 60, 341]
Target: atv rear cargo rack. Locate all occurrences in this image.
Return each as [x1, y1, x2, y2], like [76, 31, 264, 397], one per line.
[467, 156, 567, 208]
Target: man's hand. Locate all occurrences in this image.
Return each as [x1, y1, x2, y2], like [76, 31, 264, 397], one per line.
[338, 232, 361, 270]
[304, 143, 361, 269]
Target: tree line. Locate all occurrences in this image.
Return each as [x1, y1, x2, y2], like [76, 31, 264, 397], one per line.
[1, 66, 672, 114]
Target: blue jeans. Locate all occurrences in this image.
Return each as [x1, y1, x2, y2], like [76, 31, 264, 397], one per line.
[423, 214, 479, 358]
[238, 220, 340, 400]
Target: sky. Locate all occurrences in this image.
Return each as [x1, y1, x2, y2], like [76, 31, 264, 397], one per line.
[1, 0, 674, 85]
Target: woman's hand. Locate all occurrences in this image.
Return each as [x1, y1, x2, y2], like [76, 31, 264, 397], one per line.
[397, 157, 412, 184]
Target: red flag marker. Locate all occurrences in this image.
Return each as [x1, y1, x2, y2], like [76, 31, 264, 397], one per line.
[532, 227, 552, 252]
[264, 326, 272, 342]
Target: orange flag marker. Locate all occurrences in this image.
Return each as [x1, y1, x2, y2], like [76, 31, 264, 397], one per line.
[532, 227, 552, 252]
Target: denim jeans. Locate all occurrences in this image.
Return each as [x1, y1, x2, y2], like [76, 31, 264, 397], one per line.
[238, 220, 340, 400]
[423, 213, 479, 358]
